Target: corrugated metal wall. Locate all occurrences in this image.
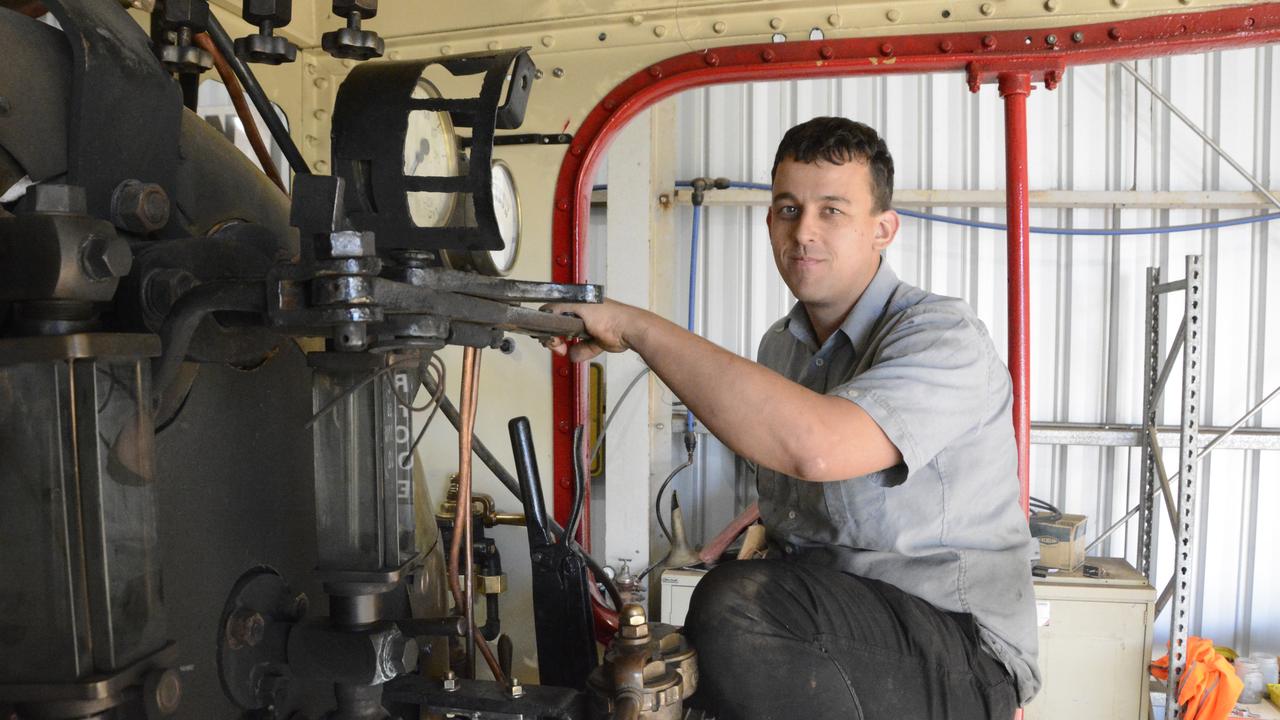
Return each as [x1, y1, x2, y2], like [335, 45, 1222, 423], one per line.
[646, 49, 1278, 655]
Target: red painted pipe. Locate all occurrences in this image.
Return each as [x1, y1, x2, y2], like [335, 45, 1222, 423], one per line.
[999, 73, 1033, 517]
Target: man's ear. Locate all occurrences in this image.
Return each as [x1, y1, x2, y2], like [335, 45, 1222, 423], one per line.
[872, 209, 900, 251]
[765, 206, 774, 232]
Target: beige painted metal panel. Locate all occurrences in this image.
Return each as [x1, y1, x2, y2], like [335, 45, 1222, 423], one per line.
[1024, 558, 1156, 720]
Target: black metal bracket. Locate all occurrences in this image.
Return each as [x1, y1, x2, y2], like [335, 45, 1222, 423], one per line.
[460, 133, 574, 149]
[41, 0, 182, 223]
[331, 48, 536, 253]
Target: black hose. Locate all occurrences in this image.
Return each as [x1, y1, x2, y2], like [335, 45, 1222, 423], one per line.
[151, 280, 266, 408]
[205, 15, 311, 177]
[563, 426, 586, 546]
[422, 375, 623, 612]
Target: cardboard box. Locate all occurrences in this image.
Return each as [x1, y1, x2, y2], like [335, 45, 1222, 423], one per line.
[1032, 513, 1088, 571]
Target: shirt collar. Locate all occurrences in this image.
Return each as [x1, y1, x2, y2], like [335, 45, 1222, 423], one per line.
[784, 257, 899, 356]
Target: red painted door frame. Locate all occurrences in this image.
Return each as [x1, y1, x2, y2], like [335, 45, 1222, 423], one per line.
[549, 5, 1280, 533]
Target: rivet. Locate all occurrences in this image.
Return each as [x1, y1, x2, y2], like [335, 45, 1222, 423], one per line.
[886, 9, 901, 22]
[555, 254, 569, 267]
[648, 65, 663, 78]
[654, 24, 667, 37]
[313, 109, 328, 121]
[557, 366, 570, 377]
[304, 135, 318, 147]
[441, 45, 452, 54]
[819, 45, 834, 59]
[558, 421, 571, 433]
[313, 77, 329, 89]
[541, 35, 555, 48]
[1108, 27, 1122, 40]
[553, 67, 565, 78]
[570, 144, 582, 155]
[598, 32, 608, 41]
[1246, 17, 1256, 27]
[603, 99, 617, 111]
[713, 21, 727, 34]
[305, 63, 316, 75]
[705, 52, 720, 66]
[1046, 34, 1058, 45]
[980, 2, 995, 15]
[556, 198, 570, 211]
[630, 14, 644, 25]
[879, 43, 893, 56]
[488, 41, 501, 50]
[1110, 0, 1125, 7]
[1072, 31, 1085, 42]
[827, 13, 841, 26]
[559, 477, 570, 488]
[1044, 0, 1058, 11]
[939, 40, 954, 52]
[388, 51, 401, 60]
[315, 160, 329, 172]
[761, 48, 776, 62]
[982, 34, 997, 48]
[769, 17, 783, 30]
[1179, 0, 1190, 4]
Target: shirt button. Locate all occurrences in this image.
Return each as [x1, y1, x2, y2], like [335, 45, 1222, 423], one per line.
[814, 358, 825, 367]
[788, 510, 797, 520]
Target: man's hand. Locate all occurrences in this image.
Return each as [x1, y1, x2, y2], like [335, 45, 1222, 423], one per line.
[542, 298, 650, 363]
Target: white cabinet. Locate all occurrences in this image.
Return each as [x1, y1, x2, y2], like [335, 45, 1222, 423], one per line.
[1023, 558, 1155, 720]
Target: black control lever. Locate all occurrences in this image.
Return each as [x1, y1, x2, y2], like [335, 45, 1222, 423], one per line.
[507, 417, 598, 689]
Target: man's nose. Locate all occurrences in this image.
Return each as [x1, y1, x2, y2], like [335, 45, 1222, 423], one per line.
[791, 208, 820, 244]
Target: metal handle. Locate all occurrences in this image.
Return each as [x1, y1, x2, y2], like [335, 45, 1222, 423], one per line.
[508, 416, 553, 547]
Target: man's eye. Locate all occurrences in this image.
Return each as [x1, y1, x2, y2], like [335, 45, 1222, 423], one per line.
[825, 207, 843, 215]
[777, 206, 798, 216]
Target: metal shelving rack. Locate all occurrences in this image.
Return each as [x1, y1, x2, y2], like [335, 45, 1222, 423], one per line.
[1135, 256, 1205, 719]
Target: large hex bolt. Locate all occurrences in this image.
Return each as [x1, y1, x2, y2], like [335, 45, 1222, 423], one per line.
[618, 603, 650, 641]
[112, 180, 171, 234]
[143, 268, 199, 320]
[226, 609, 266, 649]
[382, 634, 419, 678]
[79, 233, 133, 282]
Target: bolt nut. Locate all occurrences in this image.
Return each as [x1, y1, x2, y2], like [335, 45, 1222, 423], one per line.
[507, 677, 524, 698]
[385, 635, 419, 677]
[226, 609, 266, 649]
[255, 673, 289, 705]
[322, 230, 376, 258]
[111, 180, 171, 234]
[621, 603, 647, 626]
[442, 670, 459, 692]
[78, 233, 132, 282]
[552, 67, 565, 78]
[243, 0, 291, 25]
[332, 0, 378, 19]
[143, 268, 198, 318]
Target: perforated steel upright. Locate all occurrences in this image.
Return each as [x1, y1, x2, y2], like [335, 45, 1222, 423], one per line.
[1137, 267, 1161, 579]
[1166, 256, 1204, 719]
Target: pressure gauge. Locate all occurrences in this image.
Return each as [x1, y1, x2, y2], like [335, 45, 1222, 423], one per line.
[403, 78, 458, 228]
[484, 159, 521, 275]
[444, 159, 522, 276]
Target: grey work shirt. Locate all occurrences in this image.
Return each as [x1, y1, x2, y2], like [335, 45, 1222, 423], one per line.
[747, 259, 1041, 703]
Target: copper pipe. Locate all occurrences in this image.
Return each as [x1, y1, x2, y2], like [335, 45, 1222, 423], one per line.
[193, 33, 288, 193]
[448, 348, 506, 682]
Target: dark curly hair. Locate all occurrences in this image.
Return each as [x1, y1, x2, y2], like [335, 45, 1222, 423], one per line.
[771, 117, 894, 213]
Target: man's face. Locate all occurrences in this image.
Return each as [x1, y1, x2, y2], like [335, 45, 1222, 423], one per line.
[766, 157, 899, 317]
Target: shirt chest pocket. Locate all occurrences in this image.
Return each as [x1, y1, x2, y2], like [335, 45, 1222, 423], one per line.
[823, 475, 889, 549]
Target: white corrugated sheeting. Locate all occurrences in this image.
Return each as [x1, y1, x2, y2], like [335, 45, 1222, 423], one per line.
[640, 50, 1279, 655]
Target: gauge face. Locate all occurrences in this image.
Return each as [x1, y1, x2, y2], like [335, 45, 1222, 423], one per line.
[403, 78, 458, 228]
[486, 160, 521, 275]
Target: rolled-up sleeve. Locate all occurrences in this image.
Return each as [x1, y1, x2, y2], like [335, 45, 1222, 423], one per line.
[832, 308, 989, 481]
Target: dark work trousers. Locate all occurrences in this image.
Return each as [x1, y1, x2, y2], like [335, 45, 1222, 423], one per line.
[682, 558, 1018, 720]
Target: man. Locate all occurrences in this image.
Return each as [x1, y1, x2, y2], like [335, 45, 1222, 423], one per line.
[545, 117, 1038, 719]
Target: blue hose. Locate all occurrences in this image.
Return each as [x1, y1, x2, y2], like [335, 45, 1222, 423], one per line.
[686, 203, 701, 434]
[592, 181, 1280, 236]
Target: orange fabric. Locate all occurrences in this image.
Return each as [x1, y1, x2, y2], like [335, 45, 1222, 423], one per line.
[1151, 637, 1244, 720]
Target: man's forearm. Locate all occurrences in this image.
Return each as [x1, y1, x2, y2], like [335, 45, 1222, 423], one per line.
[619, 307, 899, 481]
